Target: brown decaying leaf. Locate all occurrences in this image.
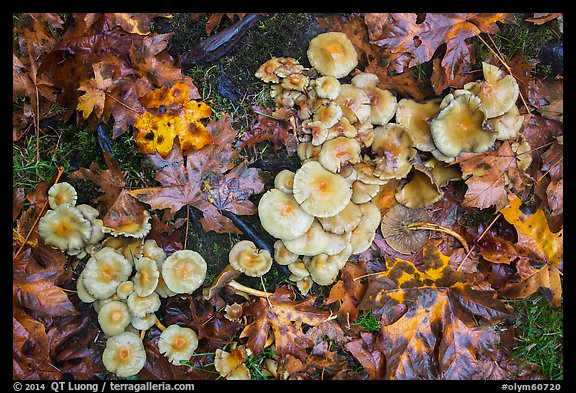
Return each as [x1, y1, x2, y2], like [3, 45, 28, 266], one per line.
[237, 105, 297, 152]
[325, 260, 367, 330]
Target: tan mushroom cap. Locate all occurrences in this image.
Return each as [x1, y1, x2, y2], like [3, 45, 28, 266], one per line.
[304, 120, 329, 146]
[102, 331, 146, 378]
[214, 346, 252, 380]
[351, 72, 379, 89]
[255, 58, 283, 83]
[350, 216, 377, 254]
[313, 101, 343, 128]
[429, 160, 463, 188]
[76, 203, 99, 221]
[364, 86, 398, 126]
[355, 120, 375, 148]
[307, 32, 358, 78]
[48, 182, 77, 209]
[158, 324, 199, 366]
[296, 276, 314, 296]
[322, 230, 352, 256]
[102, 210, 152, 239]
[100, 237, 144, 264]
[273, 240, 299, 265]
[274, 169, 295, 194]
[395, 168, 443, 209]
[485, 104, 524, 141]
[127, 291, 161, 318]
[327, 116, 357, 140]
[283, 220, 330, 256]
[371, 123, 417, 180]
[430, 93, 496, 157]
[162, 250, 207, 294]
[292, 161, 353, 218]
[98, 300, 132, 336]
[116, 280, 135, 300]
[76, 274, 96, 303]
[358, 202, 382, 230]
[336, 84, 371, 124]
[296, 141, 322, 163]
[287, 260, 310, 278]
[395, 98, 442, 152]
[258, 189, 314, 240]
[380, 204, 430, 254]
[229, 240, 273, 277]
[351, 180, 381, 204]
[464, 62, 520, 118]
[133, 257, 160, 297]
[38, 205, 91, 251]
[314, 75, 342, 100]
[354, 161, 387, 185]
[511, 135, 533, 172]
[370, 179, 399, 212]
[82, 248, 132, 299]
[305, 253, 341, 286]
[275, 57, 305, 78]
[143, 239, 167, 263]
[131, 313, 157, 331]
[281, 73, 310, 92]
[318, 136, 362, 173]
[318, 200, 362, 234]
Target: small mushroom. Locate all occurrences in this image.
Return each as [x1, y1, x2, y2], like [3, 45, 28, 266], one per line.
[305, 254, 340, 286]
[133, 257, 160, 297]
[126, 292, 161, 319]
[116, 280, 135, 300]
[358, 202, 382, 230]
[274, 57, 305, 78]
[81, 247, 133, 299]
[380, 204, 430, 254]
[395, 98, 442, 152]
[102, 331, 146, 378]
[313, 101, 343, 128]
[354, 161, 387, 185]
[281, 73, 310, 92]
[351, 180, 380, 204]
[485, 104, 524, 141]
[354, 120, 375, 148]
[283, 220, 331, 256]
[336, 84, 371, 124]
[162, 250, 207, 294]
[322, 230, 352, 256]
[98, 300, 132, 336]
[287, 260, 310, 278]
[350, 72, 380, 89]
[430, 93, 496, 157]
[318, 136, 362, 173]
[349, 216, 377, 254]
[274, 169, 296, 194]
[38, 205, 92, 252]
[273, 240, 299, 265]
[395, 168, 443, 209]
[76, 274, 96, 303]
[295, 276, 314, 296]
[102, 210, 152, 239]
[158, 324, 199, 366]
[327, 117, 357, 140]
[292, 161, 352, 218]
[307, 32, 358, 78]
[258, 189, 314, 240]
[371, 123, 417, 180]
[511, 135, 533, 172]
[303, 120, 329, 146]
[131, 313, 157, 331]
[214, 345, 252, 380]
[142, 239, 167, 263]
[314, 76, 342, 100]
[296, 141, 322, 163]
[352, 74, 397, 126]
[48, 182, 77, 209]
[464, 62, 520, 118]
[318, 201, 362, 234]
[255, 58, 284, 83]
[100, 237, 144, 264]
[229, 240, 273, 277]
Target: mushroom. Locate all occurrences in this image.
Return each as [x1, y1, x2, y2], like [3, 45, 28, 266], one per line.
[428, 159, 463, 188]
[274, 169, 295, 194]
[354, 161, 387, 185]
[126, 291, 161, 318]
[287, 260, 310, 278]
[430, 93, 496, 157]
[296, 141, 322, 163]
[354, 120, 375, 148]
[158, 324, 199, 366]
[352, 73, 397, 126]
[47, 182, 77, 209]
[371, 123, 417, 180]
[335, 84, 371, 124]
[314, 76, 342, 100]
[258, 189, 314, 240]
[133, 257, 160, 297]
[358, 202, 382, 230]
[485, 104, 524, 141]
[350, 72, 380, 89]
[395, 98, 442, 152]
[380, 204, 430, 254]
[81, 247, 133, 299]
[142, 239, 167, 263]
[98, 300, 132, 336]
[102, 210, 152, 239]
[318, 136, 362, 174]
[292, 161, 353, 218]
[351, 180, 380, 204]
[303, 120, 329, 146]
[100, 237, 144, 264]
[131, 313, 157, 331]
[295, 276, 314, 297]
[38, 205, 92, 252]
[395, 168, 443, 209]
[283, 220, 331, 256]
[511, 135, 533, 171]
[162, 250, 207, 294]
[281, 73, 309, 92]
[307, 32, 358, 78]
[273, 240, 299, 265]
[305, 254, 341, 286]
[313, 101, 343, 128]
[349, 216, 377, 254]
[322, 230, 352, 256]
[214, 345, 252, 380]
[76, 204, 106, 247]
[76, 274, 96, 303]
[464, 62, 520, 118]
[318, 201, 362, 234]
[102, 331, 146, 378]
[255, 57, 284, 83]
[228, 240, 273, 277]
[327, 117, 357, 140]
[116, 280, 135, 300]
[274, 57, 305, 78]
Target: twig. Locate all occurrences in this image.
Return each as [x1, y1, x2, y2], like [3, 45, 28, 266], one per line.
[456, 212, 502, 271]
[104, 92, 143, 115]
[228, 280, 272, 297]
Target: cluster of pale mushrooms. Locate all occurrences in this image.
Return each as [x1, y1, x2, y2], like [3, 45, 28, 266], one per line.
[38, 182, 207, 378]
[254, 31, 531, 285]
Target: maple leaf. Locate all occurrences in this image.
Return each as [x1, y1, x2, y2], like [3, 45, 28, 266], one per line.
[368, 13, 512, 80]
[359, 241, 514, 379]
[129, 115, 265, 234]
[76, 62, 114, 119]
[498, 195, 563, 306]
[237, 106, 297, 152]
[344, 332, 385, 379]
[133, 80, 213, 157]
[240, 285, 331, 361]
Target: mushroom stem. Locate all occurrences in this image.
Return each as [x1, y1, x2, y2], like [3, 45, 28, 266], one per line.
[407, 222, 470, 254]
[227, 280, 272, 298]
[155, 319, 167, 332]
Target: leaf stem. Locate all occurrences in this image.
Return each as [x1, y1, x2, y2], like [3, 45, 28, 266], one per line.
[456, 212, 502, 271]
[228, 280, 272, 297]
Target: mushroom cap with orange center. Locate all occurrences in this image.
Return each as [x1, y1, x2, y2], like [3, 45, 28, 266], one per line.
[350, 216, 377, 254]
[485, 104, 523, 141]
[314, 75, 342, 100]
[38, 205, 92, 251]
[274, 169, 296, 194]
[116, 280, 135, 300]
[336, 84, 371, 124]
[142, 239, 167, 263]
[98, 300, 132, 336]
[318, 136, 362, 174]
[430, 93, 496, 157]
[133, 257, 160, 297]
[307, 32, 358, 78]
[273, 240, 299, 265]
[102, 331, 146, 378]
[161, 250, 207, 294]
[158, 324, 199, 365]
[126, 291, 161, 318]
[48, 182, 77, 209]
[228, 240, 273, 277]
[258, 189, 314, 240]
[313, 101, 343, 128]
[305, 253, 341, 286]
[292, 161, 352, 218]
[371, 123, 417, 180]
[81, 247, 133, 299]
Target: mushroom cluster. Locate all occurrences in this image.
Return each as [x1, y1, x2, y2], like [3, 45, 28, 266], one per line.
[255, 32, 525, 288]
[38, 182, 206, 378]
